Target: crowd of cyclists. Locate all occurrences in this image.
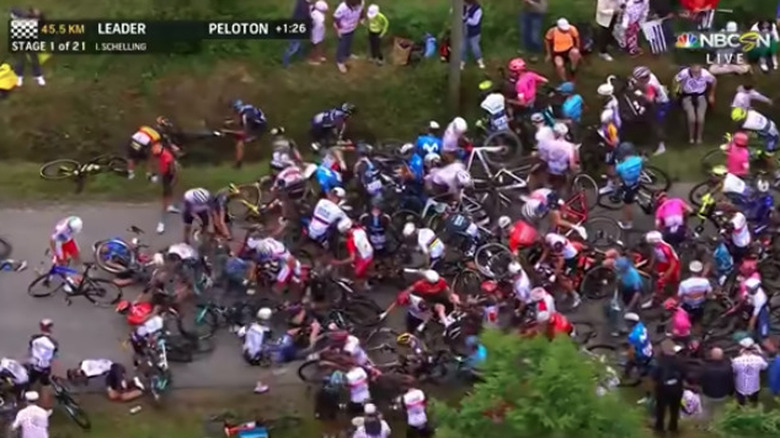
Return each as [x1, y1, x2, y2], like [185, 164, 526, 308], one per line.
[3, 48, 780, 436]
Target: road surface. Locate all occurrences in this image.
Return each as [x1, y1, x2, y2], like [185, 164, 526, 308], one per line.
[0, 183, 694, 389]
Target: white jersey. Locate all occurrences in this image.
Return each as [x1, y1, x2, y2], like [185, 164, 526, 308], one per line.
[512, 271, 532, 303]
[535, 126, 554, 144]
[183, 188, 212, 211]
[353, 420, 392, 438]
[677, 276, 712, 307]
[343, 335, 369, 366]
[731, 212, 751, 248]
[0, 358, 29, 385]
[749, 287, 768, 318]
[79, 359, 113, 378]
[742, 109, 771, 132]
[407, 294, 431, 320]
[403, 388, 428, 427]
[722, 173, 748, 196]
[417, 228, 445, 259]
[274, 166, 305, 187]
[51, 218, 76, 244]
[427, 162, 466, 194]
[309, 198, 346, 239]
[536, 291, 556, 314]
[538, 139, 574, 175]
[441, 122, 463, 152]
[545, 233, 578, 259]
[28, 335, 57, 371]
[243, 323, 270, 357]
[248, 237, 290, 263]
[135, 315, 164, 338]
[168, 242, 198, 260]
[349, 228, 374, 260]
[345, 366, 370, 403]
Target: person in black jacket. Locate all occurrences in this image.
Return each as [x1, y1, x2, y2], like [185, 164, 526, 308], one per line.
[651, 340, 687, 434]
[696, 347, 733, 419]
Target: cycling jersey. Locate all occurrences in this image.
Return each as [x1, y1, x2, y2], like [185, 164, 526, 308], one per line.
[134, 314, 165, 338]
[361, 213, 390, 252]
[343, 336, 369, 367]
[237, 105, 267, 132]
[397, 293, 431, 320]
[538, 138, 575, 175]
[598, 120, 619, 149]
[677, 276, 712, 308]
[512, 271, 532, 303]
[410, 278, 449, 297]
[508, 219, 538, 252]
[480, 93, 509, 132]
[167, 242, 198, 261]
[723, 173, 750, 198]
[308, 198, 346, 240]
[315, 164, 342, 194]
[616, 257, 643, 293]
[713, 242, 734, 277]
[523, 188, 556, 221]
[346, 226, 374, 261]
[183, 189, 213, 213]
[651, 241, 679, 268]
[627, 322, 653, 361]
[616, 155, 643, 186]
[403, 388, 428, 427]
[355, 157, 383, 196]
[407, 154, 425, 183]
[514, 71, 546, 107]
[416, 228, 445, 260]
[740, 109, 772, 132]
[51, 218, 77, 244]
[730, 212, 751, 248]
[545, 233, 578, 260]
[725, 144, 750, 177]
[547, 312, 574, 338]
[671, 307, 691, 338]
[415, 134, 443, 157]
[0, 358, 28, 385]
[270, 150, 296, 171]
[445, 213, 477, 238]
[243, 323, 271, 358]
[441, 123, 464, 153]
[604, 97, 622, 129]
[78, 359, 113, 378]
[129, 126, 162, 153]
[655, 198, 686, 232]
[249, 237, 291, 264]
[345, 366, 370, 403]
[535, 125, 555, 143]
[274, 166, 306, 191]
[561, 94, 584, 122]
[426, 162, 467, 195]
[535, 290, 556, 315]
[28, 334, 58, 371]
[312, 108, 347, 130]
[749, 287, 768, 319]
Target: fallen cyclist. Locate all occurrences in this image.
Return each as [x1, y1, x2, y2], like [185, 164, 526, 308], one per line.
[66, 359, 144, 402]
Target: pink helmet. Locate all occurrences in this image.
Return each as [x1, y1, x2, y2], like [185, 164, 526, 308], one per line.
[508, 58, 526, 73]
[733, 131, 749, 147]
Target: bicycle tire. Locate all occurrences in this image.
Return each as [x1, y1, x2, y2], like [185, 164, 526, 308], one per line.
[391, 209, 422, 232]
[453, 268, 483, 296]
[571, 173, 599, 211]
[39, 159, 80, 180]
[93, 239, 134, 274]
[597, 190, 623, 211]
[297, 360, 334, 383]
[572, 321, 597, 344]
[482, 130, 523, 167]
[27, 272, 66, 298]
[226, 184, 261, 222]
[181, 305, 219, 340]
[83, 278, 123, 307]
[92, 155, 129, 176]
[61, 397, 91, 429]
[584, 216, 623, 249]
[700, 149, 725, 175]
[688, 180, 714, 209]
[640, 165, 671, 192]
[579, 266, 617, 300]
[474, 242, 513, 279]
[0, 237, 11, 260]
[342, 299, 382, 327]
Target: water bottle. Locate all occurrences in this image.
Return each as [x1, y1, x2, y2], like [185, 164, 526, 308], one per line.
[423, 33, 436, 58]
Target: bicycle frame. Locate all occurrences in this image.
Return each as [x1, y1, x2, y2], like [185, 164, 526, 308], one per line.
[490, 168, 529, 206]
[465, 145, 511, 181]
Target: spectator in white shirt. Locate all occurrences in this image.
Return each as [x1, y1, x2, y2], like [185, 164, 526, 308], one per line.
[353, 403, 392, 438]
[708, 21, 751, 76]
[12, 391, 49, 438]
[333, 0, 365, 73]
[731, 337, 767, 406]
[309, 1, 329, 65]
[673, 64, 716, 144]
[731, 84, 772, 109]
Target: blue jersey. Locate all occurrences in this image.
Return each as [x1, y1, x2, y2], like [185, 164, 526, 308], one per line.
[356, 158, 382, 195]
[616, 257, 643, 292]
[561, 95, 584, 123]
[237, 105, 267, 131]
[713, 242, 734, 276]
[316, 165, 342, 193]
[415, 134, 443, 157]
[312, 108, 347, 129]
[407, 154, 425, 182]
[628, 322, 653, 361]
[616, 155, 643, 186]
[467, 344, 487, 369]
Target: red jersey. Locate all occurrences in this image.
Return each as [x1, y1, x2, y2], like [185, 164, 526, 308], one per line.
[508, 220, 537, 253]
[547, 312, 573, 339]
[411, 279, 449, 296]
[345, 227, 373, 261]
[156, 148, 175, 175]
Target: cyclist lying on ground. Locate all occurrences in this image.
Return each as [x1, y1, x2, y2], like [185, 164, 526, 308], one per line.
[66, 360, 144, 402]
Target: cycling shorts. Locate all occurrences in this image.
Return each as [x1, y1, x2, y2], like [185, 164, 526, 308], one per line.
[56, 239, 79, 264]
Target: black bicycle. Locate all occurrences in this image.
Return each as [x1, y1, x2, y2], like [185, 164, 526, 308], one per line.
[39, 154, 129, 193]
[28, 260, 123, 307]
[50, 375, 91, 429]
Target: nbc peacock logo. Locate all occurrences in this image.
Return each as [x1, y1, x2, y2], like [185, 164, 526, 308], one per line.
[675, 33, 701, 49]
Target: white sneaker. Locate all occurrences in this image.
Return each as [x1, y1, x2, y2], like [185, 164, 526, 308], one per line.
[640, 299, 654, 309]
[760, 60, 769, 72]
[127, 170, 135, 180]
[618, 221, 633, 230]
[16, 76, 23, 87]
[477, 59, 485, 69]
[571, 294, 582, 309]
[599, 53, 614, 62]
[35, 76, 45, 86]
[166, 205, 180, 213]
[772, 56, 778, 70]
[653, 143, 666, 156]
[598, 182, 615, 195]
[133, 376, 145, 390]
[254, 382, 269, 394]
[156, 222, 165, 234]
[460, 61, 465, 70]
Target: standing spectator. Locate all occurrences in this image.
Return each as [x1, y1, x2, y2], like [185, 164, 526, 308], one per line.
[544, 19, 581, 81]
[596, 0, 619, 61]
[309, 1, 328, 65]
[461, 0, 485, 70]
[333, 0, 365, 74]
[520, 0, 548, 61]
[366, 4, 389, 65]
[10, 8, 45, 87]
[697, 347, 733, 419]
[12, 391, 49, 438]
[731, 337, 768, 406]
[622, 0, 649, 56]
[282, 0, 313, 67]
[151, 141, 178, 234]
[649, 0, 675, 48]
[651, 340, 687, 434]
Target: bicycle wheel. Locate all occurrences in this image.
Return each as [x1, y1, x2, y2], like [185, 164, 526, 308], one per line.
[226, 184, 261, 221]
[482, 130, 523, 167]
[474, 243, 513, 279]
[572, 321, 597, 344]
[27, 272, 67, 297]
[297, 360, 334, 383]
[579, 266, 617, 300]
[688, 180, 715, 209]
[571, 173, 599, 211]
[181, 305, 219, 340]
[93, 239, 134, 274]
[83, 278, 123, 307]
[343, 298, 382, 327]
[92, 155, 129, 176]
[39, 159, 80, 180]
[0, 237, 11, 260]
[584, 216, 623, 249]
[700, 149, 725, 175]
[640, 165, 671, 192]
[51, 377, 91, 430]
[453, 269, 483, 296]
[391, 209, 422, 232]
[597, 191, 623, 211]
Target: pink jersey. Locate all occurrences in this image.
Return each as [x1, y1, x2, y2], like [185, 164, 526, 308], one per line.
[671, 307, 691, 338]
[725, 144, 749, 177]
[655, 198, 686, 230]
[514, 72, 546, 106]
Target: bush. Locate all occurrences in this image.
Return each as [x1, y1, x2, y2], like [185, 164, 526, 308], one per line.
[431, 330, 649, 438]
[711, 402, 780, 438]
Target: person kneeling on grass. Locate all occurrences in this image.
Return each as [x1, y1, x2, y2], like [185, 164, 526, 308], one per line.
[66, 360, 144, 402]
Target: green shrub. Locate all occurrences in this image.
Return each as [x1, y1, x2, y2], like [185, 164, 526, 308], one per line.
[712, 402, 780, 437]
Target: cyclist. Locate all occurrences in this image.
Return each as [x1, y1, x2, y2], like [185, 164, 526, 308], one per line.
[537, 122, 579, 189]
[67, 361, 144, 402]
[181, 188, 213, 245]
[614, 141, 644, 229]
[731, 84, 772, 110]
[505, 58, 548, 114]
[538, 232, 582, 308]
[397, 144, 427, 211]
[237, 307, 273, 369]
[643, 231, 681, 309]
[393, 270, 461, 327]
[28, 319, 58, 409]
[49, 216, 83, 268]
[269, 127, 302, 175]
[400, 382, 433, 438]
[381, 290, 432, 333]
[126, 116, 179, 180]
[442, 210, 481, 259]
[557, 81, 584, 124]
[731, 107, 779, 176]
[315, 158, 343, 196]
[603, 253, 644, 333]
[507, 261, 532, 319]
[537, 309, 574, 340]
[724, 210, 752, 263]
[270, 162, 308, 220]
[623, 312, 654, 379]
[654, 192, 694, 248]
[424, 161, 472, 203]
[246, 237, 301, 295]
[441, 117, 470, 162]
[677, 260, 712, 325]
[225, 100, 267, 168]
[308, 187, 348, 247]
[353, 142, 384, 205]
[498, 216, 539, 256]
[415, 121, 443, 158]
[330, 218, 374, 291]
[310, 102, 356, 146]
[712, 234, 734, 286]
[151, 139, 179, 234]
[479, 91, 510, 133]
[744, 277, 775, 353]
[359, 203, 392, 260]
[0, 357, 29, 402]
[725, 131, 751, 177]
[597, 109, 621, 195]
[402, 223, 446, 269]
[520, 188, 587, 238]
[597, 77, 622, 130]
[209, 188, 232, 241]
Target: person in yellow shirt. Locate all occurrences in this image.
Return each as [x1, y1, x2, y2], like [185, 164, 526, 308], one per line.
[366, 4, 389, 65]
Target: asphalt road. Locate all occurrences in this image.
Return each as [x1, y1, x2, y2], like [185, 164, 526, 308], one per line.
[0, 183, 695, 389]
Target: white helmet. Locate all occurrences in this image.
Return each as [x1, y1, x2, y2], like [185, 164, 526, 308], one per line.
[456, 170, 472, 187]
[256, 307, 273, 321]
[645, 231, 663, 244]
[66, 216, 83, 234]
[597, 83, 614, 97]
[152, 252, 165, 267]
[337, 218, 353, 234]
[423, 270, 440, 283]
[553, 123, 568, 136]
[756, 179, 770, 193]
[497, 215, 512, 229]
[189, 188, 210, 204]
[724, 21, 738, 32]
[331, 187, 346, 198]
[402, 222, 417, 237]
[400, 143, 415, 155]
[508, 261, 523, 275]
[452, 117, 468, 133]
[530, 287, 547, 302]
[424, 153, 441, 167]
[522, 201, 539, 220]
[600, 109, 614, 124]
[256, 239, 273, 256]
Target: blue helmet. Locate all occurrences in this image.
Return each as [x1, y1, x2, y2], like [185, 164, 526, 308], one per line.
[614, 257, 631, 273]
[231, 99, 244, 112]
[615, 142, 636, 161]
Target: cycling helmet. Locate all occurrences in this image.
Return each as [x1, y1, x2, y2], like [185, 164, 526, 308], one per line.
[745, 277, 761, 293]
[530, 113, 545, 124]
[508, 57, 526, 73]
[256, 239, 273, 256]
[553, 122, 568, 137]
[424, 153, 442, 167]
[399, 143, 415, 158]
[689, 260, 703, 273]
[731, 107, 747, 122]
[757, 178, 770, 193]
[189, 188, 210, 204]
[530, 287, 546, 302]
[452, 117, 468, 134]
[645, 230, 664, 244]
[331, 187, 346, 198]
[337, 218, 353, 234]
[340, 102, 356, 115]
[231, 99, 244, 111]
[497, 215, 512, 229]
[508, 261, 523, 275]
[733, 131, 749, 147]
[402, 222, 417, 237]
[663, 298, 678, 311]
[256, 307, 273, 321]
[615, 142, 636, 160]
[396, 332, 415, 346]
[356, 142, 373, 156]
[522, 201, 539, 220]
[66, 216, 83, 234]
[600, 109, 614, 124]
[423, 270, 440, 283]
[455, 170, 473, 187]
[632, 66, 651, 80]
[155, 116, 173, 129]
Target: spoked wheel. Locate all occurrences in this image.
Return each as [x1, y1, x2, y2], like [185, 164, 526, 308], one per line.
[700, 149, 725, 175]
[51, 377, 91, 429]
[92, 155, 129, 176]
[28, 273, 67, 297]
[83, 278, 123, 307]
[226, 184, 261, 222]
[453, 269, 483, 296]
[482, 130, 523, 166]
[571, 173, 599, 211]
[580, 266, 617, 300]
[584, 216, 624, 249]
[40, 159, 80, 180]
[640, 165, 671, 192]
[0, 237, 11, 260]
[297, 360, 338, 384]
[181, 306, 219, 340]
[93, 239, 134, 274]
[688, 180, 716, 209]
[391, 209, 422, 232]
[474, 243, 513, 279]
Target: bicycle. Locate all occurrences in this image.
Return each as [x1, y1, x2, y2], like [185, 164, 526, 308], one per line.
[596, 164, 671, 213]
[92, 225, 152, 275]
[39, 154, 129, 193]
[700, 132, 774, 177]
[50, 375, 91, 429]
[28, 260, 123, 307]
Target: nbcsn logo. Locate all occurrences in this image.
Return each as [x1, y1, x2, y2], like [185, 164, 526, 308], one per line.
[675, 31, 771, 52]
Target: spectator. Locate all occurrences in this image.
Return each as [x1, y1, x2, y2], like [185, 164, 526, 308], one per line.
[595, 0, 619, 61]
[462, 0, 485, 70]
[651, 340, 687, 434]
[544, 19, 581, 81]
[366, 4, 389, 65]
[333, 0, 365, 74]
[697, 347, 733, 419]
[520, 0, 548, 61]
[10, 8, 45, 87]
[709, 21, 752, 75]
[282, 0, 313, 67]
[12, 391, 49, 438]
[731, 337, 767, 406]
[748, 19, 779, 72]
[622, 0, 649, 57]
[309, 1, 328, 65]
[673, 64, 716, 144]
[649, 0, 675, 47]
